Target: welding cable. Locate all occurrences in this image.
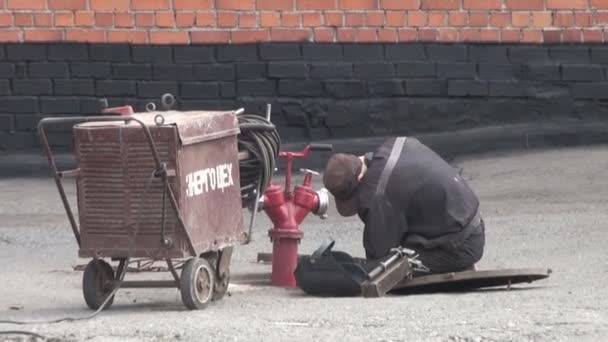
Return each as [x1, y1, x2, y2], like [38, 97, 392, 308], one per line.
[237, 114, 281, 208]
[0, 170, 158, 326]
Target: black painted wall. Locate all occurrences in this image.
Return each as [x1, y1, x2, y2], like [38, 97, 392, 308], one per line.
[1, 42, 608, 150]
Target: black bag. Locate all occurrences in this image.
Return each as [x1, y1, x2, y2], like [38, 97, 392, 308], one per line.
[294, 240, 372, 297]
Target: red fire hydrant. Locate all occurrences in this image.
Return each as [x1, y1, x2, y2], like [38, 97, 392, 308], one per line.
[259, 144, 332, 287]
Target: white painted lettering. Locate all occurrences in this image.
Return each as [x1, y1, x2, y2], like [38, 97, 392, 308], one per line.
[185, 162, 235, 198]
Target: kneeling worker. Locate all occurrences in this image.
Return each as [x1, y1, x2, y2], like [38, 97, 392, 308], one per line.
[322, 137, 485, 274]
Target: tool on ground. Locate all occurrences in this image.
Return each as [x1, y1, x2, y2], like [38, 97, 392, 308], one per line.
[360, 247, 418, 298]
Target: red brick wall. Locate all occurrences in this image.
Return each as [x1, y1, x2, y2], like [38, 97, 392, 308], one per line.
[0, 0, 607, 44]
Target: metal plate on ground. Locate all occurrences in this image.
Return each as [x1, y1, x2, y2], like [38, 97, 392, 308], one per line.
[392, 268, 552, 294]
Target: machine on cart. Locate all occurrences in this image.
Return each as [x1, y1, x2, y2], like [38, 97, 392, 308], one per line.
[38, 105, 270, 310]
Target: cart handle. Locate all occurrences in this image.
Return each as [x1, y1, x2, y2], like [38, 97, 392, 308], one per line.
[37, 115, 197, 254]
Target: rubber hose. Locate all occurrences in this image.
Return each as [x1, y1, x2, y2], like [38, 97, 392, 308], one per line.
[237, 114, 281, 208]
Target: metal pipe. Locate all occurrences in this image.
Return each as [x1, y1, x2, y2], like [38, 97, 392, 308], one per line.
[119, 280, 179, 288]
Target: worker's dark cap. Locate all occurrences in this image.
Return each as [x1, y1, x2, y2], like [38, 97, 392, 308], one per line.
[323, 153, 362, 217]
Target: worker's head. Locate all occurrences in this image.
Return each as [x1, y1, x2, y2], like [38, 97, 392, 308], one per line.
[323, 153, 364, 217]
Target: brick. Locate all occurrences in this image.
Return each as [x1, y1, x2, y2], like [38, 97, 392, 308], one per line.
[448, 12, 468, 26]
[490, 12, 510, 26]
[96, 80, 136, 96]
[469, 12, 489, 26]
[239, 13, 257, 28]
[55, 12, 75, 26]
[395, 62, 435, 77]
[512, 11, 530, 27]
[231, 30, 269, 43]
[257, 0, 292, 10]
[15, 115, 41, 131]
[216, 0, 254, 9]
[489, 81, 527, 97]
[114, 12, 134, 27]
[153, 64, 193, 80]
[191, 31, 230, 43]
[562, 64, 604, 81]
[324, 11, 343, 26]
[303, 12, 323, 27]
[137, 81, 178, 98]
[575, 12, 592, 27]
[419, 28, 438, 41]
[15, 13, 33, 26]
[509, 46, 549, 63]
[310, 62, 353, 78]
[40, 98, 80, 114]
[381, 0, 418, 9]
[261, 12, 280, 27]
[368, 80, 405, 96]
[478, 63, 522, 80]
[13, 80, 53, 95]
[89, 45, 130, 62]
[378, 29, 398, 42]
[0, 12, 14, 27]
[195, 12, 215, 26]
[24, 30, 64, 42]
[175, 12, 196, 27]
[314, 28, 335, 42]
[355, 29, 377, 42]
[353, 62, 394, 79]
[71, 62, 111, 78]
[297, 0, 336, 9]
[49, 44, 88, 61]
[421, 0, 459, 9]
[302, 44, 342, 60]
[426, 44, 467, 61]
[0, 30, 20, 42]
[428, 12, 447, 26]
[217, 45, 257, 61]
[464, 0, 501, 9]
[237, 80, 276, 96]
[14, 63, 28, 78]
[281, 12, 300, 27]
[0, 97, 38, 113]
[150, 31, 189, 44]
[0, 63, 16, 78]
[521, 29, 543, 43]
[7, 44, 47, 61]
[532, 12, 552, 27]
[505, 0, 543, 10]
[131, 0, 170, 10]
[468, 46, 508, 63]
[339, 0, 377, 9]
[582, 29, 604, 43]
[236, 62, 266, 79]
[155, 12, 175, 27]
[220, 82, 236, 98]
[408, 11, 427, 26]
[132, 46, 172, 63]
[550, 46, 590, 63]
[448, 80, 487, 96]
[268, 62, 308, 78]
[29, 62, 69, 78]
[365, 11, 385, 26]
[543, 29, 563, 43]
[94, 12, 113, 26]
[54, 79, 95, 95]
[324, 80, 366, 98]
[563, 29, 582, 43]
[343, 44, 383, 61]
[174, 46, 214, 63]
[279, 80, 323, 96]
[107, 30, 148, 44]
[260, 43, 300, 60]
[591, 47, 608, 64]
[592, 0, 608, 8]
[345, 13, 365, 26]
[174, 0, 213, 10]
[547, 0, 587, 9]
[523, 64, 560, 81]
[270, 28, 311, 42]
[0, 115, 15, 131]
[385, 11, 406, 26]
[135, 13, 155, 26]
[384, 44, 425, 62]
[74, 11, 95, 26]
[7, 0, 45, 9]
[571, 83, 608, 99]
[405, 79, 447, 96]
[112, 64, 152, 80]
[554, 11, 574, 26]
[437, 63, 476, 79]
[337, 28, 356, 42]
[193, 64, 235, 81]
[90, 0, 128, 10]
[0, 80, 10, 95]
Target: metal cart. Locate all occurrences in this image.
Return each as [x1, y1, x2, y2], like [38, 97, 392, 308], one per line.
[38, 109, 247, 310]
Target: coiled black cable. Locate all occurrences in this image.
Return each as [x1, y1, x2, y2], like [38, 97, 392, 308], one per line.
[237, 114, 281, 208]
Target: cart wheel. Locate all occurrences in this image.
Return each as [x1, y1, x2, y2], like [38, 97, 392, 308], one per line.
[82, 259, 115, 310]
[180, 257, 215, 310]
[212, 267, 230, 301]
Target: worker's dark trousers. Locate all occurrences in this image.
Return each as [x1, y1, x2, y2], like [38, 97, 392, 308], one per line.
[405, 220, 486, 275]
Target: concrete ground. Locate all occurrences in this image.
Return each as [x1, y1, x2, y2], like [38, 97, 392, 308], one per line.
[0, 145, 607, 342]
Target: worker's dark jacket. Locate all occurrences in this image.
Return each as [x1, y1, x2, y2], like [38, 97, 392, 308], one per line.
[356, 137, 480, 260]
